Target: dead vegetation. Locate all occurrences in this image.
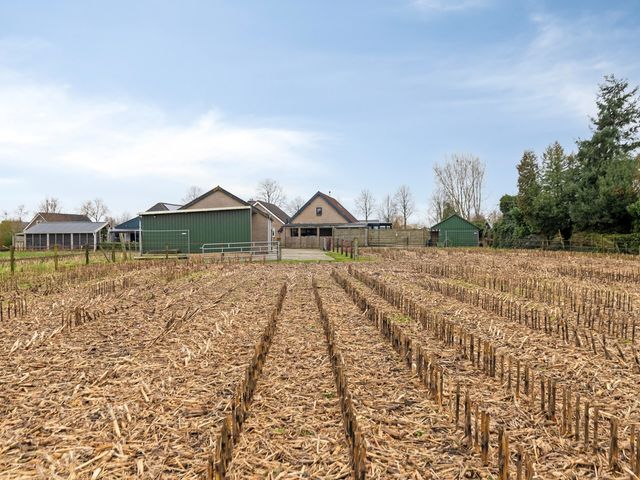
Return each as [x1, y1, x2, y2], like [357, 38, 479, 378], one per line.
[1, 249, 639, 479]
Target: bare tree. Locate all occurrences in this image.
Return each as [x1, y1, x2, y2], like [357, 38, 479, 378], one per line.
[377, 194, 397, 223]
[79, 199, 110, 222]
[256, 179, 286, 206]
[13, 205, 28, 221]
[428, 188, 460, 225]
[287, 196, 305, 215]
[394, 185, 415, 228]
[355, 189, 375, 222]
[38, 197, 61, 213]
[428, 188, 446, 225]
[105, 212, 132, 228]
[433, 153, 485, 220]
[182, 185, 203, 204]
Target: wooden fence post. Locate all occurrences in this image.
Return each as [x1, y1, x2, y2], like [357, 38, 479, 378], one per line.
[54, 244, 59, 271]
[9, 245, 15, 275]
[85, 244, 89, 265]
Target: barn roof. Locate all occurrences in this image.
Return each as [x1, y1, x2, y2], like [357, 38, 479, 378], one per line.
[24, 221, 109, 234]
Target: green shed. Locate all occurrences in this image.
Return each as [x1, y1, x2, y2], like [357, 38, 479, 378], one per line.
[431, 214, 480, 247]
[140, 206, 252, 254]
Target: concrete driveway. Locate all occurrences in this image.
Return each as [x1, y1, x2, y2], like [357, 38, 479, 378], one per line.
[281, 248, 334, 261]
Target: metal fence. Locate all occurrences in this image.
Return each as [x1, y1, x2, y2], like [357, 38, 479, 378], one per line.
[200, 241, 279, 257]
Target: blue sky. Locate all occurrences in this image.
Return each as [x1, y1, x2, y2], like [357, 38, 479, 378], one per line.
[0, 0, 639, 224]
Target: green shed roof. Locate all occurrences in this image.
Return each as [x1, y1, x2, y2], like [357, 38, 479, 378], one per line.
[431, 213, 480, 231]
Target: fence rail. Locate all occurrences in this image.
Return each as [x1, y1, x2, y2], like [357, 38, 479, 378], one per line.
[200, 241, 279, 257]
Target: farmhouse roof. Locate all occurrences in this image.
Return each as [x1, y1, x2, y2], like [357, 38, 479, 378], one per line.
[289, 191, 357, 224]
[38, 212, 91, 222]
[146, 202, 182, 212]
[250, 200, 290, 224]
[24, 221, 109, 234]
[24, 212, 93, 231]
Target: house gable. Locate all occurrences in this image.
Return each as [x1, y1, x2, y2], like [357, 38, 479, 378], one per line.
[181, 186, 249, 210]
[289, 192, 356, 225]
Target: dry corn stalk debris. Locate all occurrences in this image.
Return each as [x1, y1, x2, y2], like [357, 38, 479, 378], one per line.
[1, 250, 639, 479]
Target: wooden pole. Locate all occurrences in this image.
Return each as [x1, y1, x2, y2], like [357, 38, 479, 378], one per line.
[9, 245, 15, 275]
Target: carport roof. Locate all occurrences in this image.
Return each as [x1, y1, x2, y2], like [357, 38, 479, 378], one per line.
[24, 222, 108, 234]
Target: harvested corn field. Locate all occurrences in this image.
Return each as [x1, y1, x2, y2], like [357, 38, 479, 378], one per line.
[1, 249, 640, 479]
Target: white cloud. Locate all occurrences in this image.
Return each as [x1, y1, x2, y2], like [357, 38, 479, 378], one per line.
[411, 0, 491, 13]
[0, 78, 321, 184]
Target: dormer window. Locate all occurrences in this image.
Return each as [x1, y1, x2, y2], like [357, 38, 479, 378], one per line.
[316, 207, 323, 216]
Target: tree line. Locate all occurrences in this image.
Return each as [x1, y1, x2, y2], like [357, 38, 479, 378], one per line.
[493, 75, 640, 246]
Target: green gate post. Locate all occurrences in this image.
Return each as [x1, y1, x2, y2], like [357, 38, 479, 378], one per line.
[85, 245, 89, 265]
[165, 244, 169, 260]
[54, 244, 59, 271]
[9, 245, 15, 275]
[111, 244, 116, 263]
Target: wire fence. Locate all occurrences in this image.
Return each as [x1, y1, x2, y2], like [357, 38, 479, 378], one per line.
[492, 236, 640, 255]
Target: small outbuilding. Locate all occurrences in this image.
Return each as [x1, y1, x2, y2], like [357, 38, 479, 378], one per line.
[430, 214, 480, 247]
[23, 221, 109, 250]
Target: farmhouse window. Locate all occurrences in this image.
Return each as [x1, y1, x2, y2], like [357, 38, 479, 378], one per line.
[290, 228, 299, 237]
[319, 228, 332, 237]
[301, 228, 317, 237]
[316, 207, 322, 216]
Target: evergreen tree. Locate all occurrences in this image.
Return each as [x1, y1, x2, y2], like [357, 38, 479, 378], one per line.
[492, 194, 529, 246]
[535, 142, 575, 240]
[516, 150, 540, 231]
[571, 75, 640, 232]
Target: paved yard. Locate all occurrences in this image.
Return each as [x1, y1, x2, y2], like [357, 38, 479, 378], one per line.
[281, 248, 334, 261]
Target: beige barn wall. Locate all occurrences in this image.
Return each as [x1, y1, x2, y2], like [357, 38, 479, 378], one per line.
[251, 212, 270, 243]
[187, 190, 244, 209]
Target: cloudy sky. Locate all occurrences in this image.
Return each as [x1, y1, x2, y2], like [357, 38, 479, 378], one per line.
[1, 0, 639, 223]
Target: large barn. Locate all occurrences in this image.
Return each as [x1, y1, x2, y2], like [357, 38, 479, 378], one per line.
[139, 186, 277, 254]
